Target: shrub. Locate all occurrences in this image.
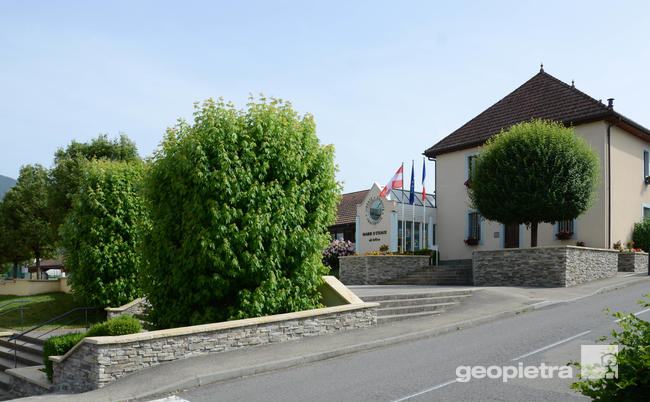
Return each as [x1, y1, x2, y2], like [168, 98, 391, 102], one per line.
[86, 314, 141, 337]
[43, 332, 86, 380]
[322, 239, 355, 277]
[43, 315, 141, 381]
[570, 297, 650, 400]
[633, 219, 650, 252]
[141, 98, 339, 328]
[62, 160, 147, 308]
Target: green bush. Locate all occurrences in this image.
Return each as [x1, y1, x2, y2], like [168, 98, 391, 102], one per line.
[141, 98, 339, 328]
[632, 219, 650, 252]
[62, 160, 147, 308]
[43, 332, 86, 380]
[571, 297, 650, 400]
[86, 314, 141, 337]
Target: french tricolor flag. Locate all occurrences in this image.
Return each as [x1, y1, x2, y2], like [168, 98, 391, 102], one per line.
[422, 158, 426, 202]
[380, 164, 403, 198]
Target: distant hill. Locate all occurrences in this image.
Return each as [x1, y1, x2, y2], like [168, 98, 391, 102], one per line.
[0, 175, 16, 200]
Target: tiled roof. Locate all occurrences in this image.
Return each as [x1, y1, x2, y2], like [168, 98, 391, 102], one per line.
[334, 190, 369, 225]
[424, 69, 650, 157]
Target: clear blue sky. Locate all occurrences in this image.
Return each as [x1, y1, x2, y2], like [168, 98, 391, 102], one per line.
[1, 0, 649, 193]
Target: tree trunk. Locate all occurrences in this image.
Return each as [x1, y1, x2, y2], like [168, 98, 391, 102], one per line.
[12, 261, 18, 279]
[36, 251, 41, 279]
[531, 221, 538, 247]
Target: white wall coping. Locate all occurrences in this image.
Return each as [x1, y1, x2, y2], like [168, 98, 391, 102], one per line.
[51, 276, 376, 364]
[5, 365, 52, 390]
[104, 297, 147, 313]
[341, 254, 431, 258]
[473, 245, 621, 254]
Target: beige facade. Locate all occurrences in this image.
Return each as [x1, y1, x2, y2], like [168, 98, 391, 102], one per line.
[355, 183, 436, 253]
[434, 121, 650, 261]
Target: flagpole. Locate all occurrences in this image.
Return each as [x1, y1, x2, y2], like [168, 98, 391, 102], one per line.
[412, 159, 415, 252]
[401, 161, 405, 252]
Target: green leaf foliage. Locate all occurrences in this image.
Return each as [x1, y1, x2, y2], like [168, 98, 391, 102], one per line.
[43, 314, 141, 380]
[48, 134, 139, 237]
[469, 119, 600, 245]
[141, 97, 340, 328]
[62, 160, 147, 308]
[632, 219, 650, 252]
[570, 297, 650, 400]
[43, 331, 85, 381]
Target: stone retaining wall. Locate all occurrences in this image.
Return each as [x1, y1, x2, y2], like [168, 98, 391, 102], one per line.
[473, 246, 618, 287]
[617, 252, 648, 273]
[105, 297, 150, 320]
[5, 366, 51, 398]
[339, 255, 430, 285]
[51, 276, 377, 393]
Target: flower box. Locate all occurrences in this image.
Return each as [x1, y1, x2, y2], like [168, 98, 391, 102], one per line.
[555, 231, 573, 240]
[464, 237, 479, 246]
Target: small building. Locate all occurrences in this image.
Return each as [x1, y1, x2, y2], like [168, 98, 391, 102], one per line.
[328, 189, 369, 242]
[27, 258, 67, 279]
[354, 183, 436, 254]
[424, 67, 650, 261]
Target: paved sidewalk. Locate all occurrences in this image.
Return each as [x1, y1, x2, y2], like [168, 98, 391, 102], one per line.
[15, 272, 650, 402]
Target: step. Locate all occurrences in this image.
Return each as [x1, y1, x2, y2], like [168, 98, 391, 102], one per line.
[377, 310, 442, 324]
[0, 339, 42, 356]
[0, 348, 41, 367]
[5, 334, 45, 346]
[376, 295, 471, 308]
[377, 302, 457, 317]
[361, 290, 473, 302]
[0, 371, 10, 391]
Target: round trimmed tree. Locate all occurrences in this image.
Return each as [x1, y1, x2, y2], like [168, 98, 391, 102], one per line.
[468, 119, 600, 247]
[62, 160, 146, 308]
[141, 98, 339, 328]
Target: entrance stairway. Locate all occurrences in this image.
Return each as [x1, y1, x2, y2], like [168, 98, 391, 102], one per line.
[360, 289, 475, 324]
[381, 264, 473, 286]
[0, 334, 43, 391]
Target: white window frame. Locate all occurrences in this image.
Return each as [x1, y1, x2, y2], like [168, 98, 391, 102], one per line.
[554, 219, 577, 240]
[466, 210, 483, 244]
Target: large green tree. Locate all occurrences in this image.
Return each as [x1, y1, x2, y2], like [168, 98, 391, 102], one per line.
[62, 160, 147, 308]
[468, 119, 600, 247]
[48, 134, 139, 237]
[3, 165, 57, 276]
[0, 198, 30, 278]
[141, 98, 340, 328]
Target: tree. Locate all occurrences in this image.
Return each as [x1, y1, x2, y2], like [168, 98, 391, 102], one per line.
[62, 160, 147, 308]
[468, 119, 600, 247]
[3, 165, 57, 277]
[48, 134, 139, 238]
[0, 198, 30, 278]
[632, 219, 650, 252]
[141, 97, 340, 328]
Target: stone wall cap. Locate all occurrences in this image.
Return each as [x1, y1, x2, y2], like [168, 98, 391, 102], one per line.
[105, 297, 147, 312]
[51, 302, 378, 363]
[473, 245, 621, 254]
[341, 255, 431, 258]
[321, 275, 364, 304]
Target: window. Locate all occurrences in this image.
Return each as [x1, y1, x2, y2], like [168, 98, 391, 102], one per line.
[336, 232, 344, 241]
[414, 222, 420, 250]
[644, 205, 650, 220]
[467, 211, 481, 241]
[467, 154, 479, 180]
[555, 219, 576, 240]
[644, 149, 650, 178]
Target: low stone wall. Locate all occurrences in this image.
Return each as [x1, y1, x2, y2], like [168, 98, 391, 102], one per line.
[473, 246, 618, 287]
[6, 366, 52, 398]
[618, 252, 648, 273]
[0, 278, 70, 296]
[339, 255, 430, 285]
[51, 276, 377, 393]
[105, 297, 150, 320]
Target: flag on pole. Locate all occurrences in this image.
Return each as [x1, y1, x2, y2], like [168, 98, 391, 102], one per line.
[421, 158, 426, 202]
[379, 165, 403, 198]
[408, 161, 415, 205]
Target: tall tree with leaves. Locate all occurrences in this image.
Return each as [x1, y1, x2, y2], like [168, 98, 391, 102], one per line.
[0, 198, 30, 278]
[48, 134, 139, 237]
[4, 165, 56, 277]
[141, 97, 340, 328]
[62, 160, 147, 308]
[468, 119, 600, 247]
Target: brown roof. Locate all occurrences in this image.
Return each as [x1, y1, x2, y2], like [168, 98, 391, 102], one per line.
[27, 257, 65, 272]
[425, 69, 650, 157]
[334, 190, 369, 225]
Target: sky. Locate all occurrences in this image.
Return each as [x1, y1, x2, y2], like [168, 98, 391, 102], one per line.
[1, 0, 649, 193]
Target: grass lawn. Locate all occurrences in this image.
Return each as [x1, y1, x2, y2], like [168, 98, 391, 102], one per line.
[0, 293, 105, 331]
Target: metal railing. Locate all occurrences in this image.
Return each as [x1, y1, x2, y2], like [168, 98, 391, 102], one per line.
[0, 300, 29, 331]
[8, 306, 94, 368]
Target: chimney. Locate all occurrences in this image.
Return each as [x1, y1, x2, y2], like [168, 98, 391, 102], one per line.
[607, 98, 614, 109]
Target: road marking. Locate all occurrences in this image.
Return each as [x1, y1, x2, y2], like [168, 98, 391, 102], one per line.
[510, 330, 591, 361]
[614, 307, 650, 322]
[392, 379, 458, 401]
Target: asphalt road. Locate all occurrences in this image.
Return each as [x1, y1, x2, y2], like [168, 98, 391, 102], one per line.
[159, 282, 650, 402]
